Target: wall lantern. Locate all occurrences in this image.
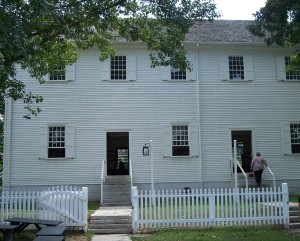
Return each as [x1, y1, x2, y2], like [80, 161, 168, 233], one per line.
[143, 144, 150, 156]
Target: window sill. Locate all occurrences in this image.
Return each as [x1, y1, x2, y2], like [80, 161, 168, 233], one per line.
[46, 80, 73, 83]
[39, 157, 73, 160]
[162, 79, 195, 82]
[101, 79, 136, 82]
[164, 155, 199, 158]
[222, 79, 253, 82]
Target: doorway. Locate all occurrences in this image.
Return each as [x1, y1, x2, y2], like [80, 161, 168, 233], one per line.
[231, 130, 252, 172]
[106, 132, 129, 175]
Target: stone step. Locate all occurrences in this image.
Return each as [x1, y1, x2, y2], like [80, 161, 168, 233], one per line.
[89, 228, 133, 234]
[290, 216, 300, 223]
[289, 210, 299, 216]
[101, 202, 132, 207]
[289, 222, 300, 229]
[90, 218, 132, 224]
[89, 223, 132, 229]
[104, 176, 131, 184]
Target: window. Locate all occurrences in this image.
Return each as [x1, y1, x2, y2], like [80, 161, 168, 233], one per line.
[48, 126, 65, 158]
[111, 56, 126, 80]
[49, 67, 66, 81]
[229, 56, 245, 80]
[171, 68, 186, 80]
[172, 125, 189, 156]
[290, 124, 300, 153]
[285, 57, 300, 80]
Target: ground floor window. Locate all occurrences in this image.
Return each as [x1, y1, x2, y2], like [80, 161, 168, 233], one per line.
[290, 123, 300, 153]
[172, 125, 189, 156]
[48, 126, 65, 158]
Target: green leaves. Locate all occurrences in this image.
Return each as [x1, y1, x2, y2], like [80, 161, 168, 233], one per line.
[0, 0, 218, 118]
[248, 0, 300, 74]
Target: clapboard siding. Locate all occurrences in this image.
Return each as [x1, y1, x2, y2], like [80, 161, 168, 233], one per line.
[6, 46, 199, 186]
[4, 43, 300, 190]
[198, 45, 300, 182]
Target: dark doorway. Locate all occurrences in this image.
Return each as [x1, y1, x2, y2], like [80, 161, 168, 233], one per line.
[231, 130, 252, 173]
[107, 132, 129, 175]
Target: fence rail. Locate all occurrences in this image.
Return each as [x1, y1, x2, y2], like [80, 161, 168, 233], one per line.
[132, 183, 289, 233]
[0, 186, 88, 231]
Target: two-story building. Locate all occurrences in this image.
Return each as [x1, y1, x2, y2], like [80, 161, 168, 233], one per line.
[3, 20, 300, 201]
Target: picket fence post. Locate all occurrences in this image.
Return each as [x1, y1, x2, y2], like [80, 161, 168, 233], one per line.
[82, 187, 88, 233]
[132, 187, 138, 233]
[281, 183, 289, 229]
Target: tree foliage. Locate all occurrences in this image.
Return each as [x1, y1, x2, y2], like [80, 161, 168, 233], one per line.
[0, 0, 218, 118]
[248, 0, 300, 72]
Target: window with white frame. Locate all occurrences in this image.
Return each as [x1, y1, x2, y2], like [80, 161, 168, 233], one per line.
[285, 57, 300, 80]
[171, 68, 186, 80]
[111, 56, 126, 80]
[49, 66, 66, 81]
[229, 56, 245, 80]
[290, 123, 300, 153]
[48, 126, 65, 158]
[172, 125, 189, 156]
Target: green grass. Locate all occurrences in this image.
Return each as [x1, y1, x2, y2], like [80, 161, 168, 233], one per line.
[131, 227, 300, 241]
[88, 201, 100, 218]
[290, 196, 299, 203]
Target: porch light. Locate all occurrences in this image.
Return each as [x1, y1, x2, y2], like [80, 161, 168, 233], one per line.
[143, 144, 149, 156]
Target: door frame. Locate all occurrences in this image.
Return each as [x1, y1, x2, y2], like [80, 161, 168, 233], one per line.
[104, 129, 131, 177]
[229, 128, 256, 173]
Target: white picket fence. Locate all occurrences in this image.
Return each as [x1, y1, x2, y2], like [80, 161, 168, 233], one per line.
[0, 186, 88, 231]
[131, 183, 289, 233]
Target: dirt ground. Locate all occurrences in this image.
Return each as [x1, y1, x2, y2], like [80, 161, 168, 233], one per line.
[66, 232, 89, 241]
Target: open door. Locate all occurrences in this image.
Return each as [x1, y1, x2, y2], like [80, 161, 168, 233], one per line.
[231, 130, 252, 172]
[106, 132, 129, 175]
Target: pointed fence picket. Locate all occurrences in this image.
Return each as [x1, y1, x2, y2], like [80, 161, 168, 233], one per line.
[0, 186, 88, 232]
[131, 183, 289, 233]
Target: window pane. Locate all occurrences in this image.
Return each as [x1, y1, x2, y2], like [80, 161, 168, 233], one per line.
[285, 57, 300, 80]
[172, 125, 189, 156]
[229, 56, 245, 80]
[50, 66, 66, 81]
[111, 56, 127, 80]
[48, 126, 66, 158]
[171, 68, 186, 80]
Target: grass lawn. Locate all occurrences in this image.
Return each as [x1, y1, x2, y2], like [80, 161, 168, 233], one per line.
[131, 227, 300, 241]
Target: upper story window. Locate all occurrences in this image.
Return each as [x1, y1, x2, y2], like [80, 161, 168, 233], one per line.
[172, 125, 189, 156]
[111, 56, 127, 80]
[48, 126, 65, 158]
[171, 68, 187, 80]
[285, 57, 300, 80]
[229, 56, 245, 80]
[290, 123, 300, 153]
[49, 67, 66, 81]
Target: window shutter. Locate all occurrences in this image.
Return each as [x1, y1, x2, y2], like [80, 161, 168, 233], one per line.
[189, 123, 199, 157]
[220, 56, 229, 81]
[277, 56, 286, 81]
[186, 55, 196, 81]
[244, 55, 254, 81]
[161, 66, 171, 81]
[127, 55, 136, 81]
[281, 121, 292, 155]
[66, 63, 76, 81]
[101, 59, 110, 80]
[66, 125, 75, 159]
[163, 125, 172, 157]
[38, 126, 48, 159]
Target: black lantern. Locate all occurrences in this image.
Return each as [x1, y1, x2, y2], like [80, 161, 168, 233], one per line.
[143, 144, 150, 156]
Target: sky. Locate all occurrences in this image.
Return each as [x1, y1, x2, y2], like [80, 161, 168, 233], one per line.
[214, 0, 267, 20]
